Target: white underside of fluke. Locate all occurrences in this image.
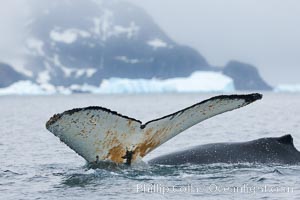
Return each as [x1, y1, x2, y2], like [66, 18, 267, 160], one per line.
[46, 94, 261, 164]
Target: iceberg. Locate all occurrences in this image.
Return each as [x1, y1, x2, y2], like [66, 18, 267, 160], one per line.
[98, 71, 235, 94]
[0, 71, 235, 95]
[275, 84, 300, 93]
[0, 81, 51, 95]
[0, 81, 71, 95]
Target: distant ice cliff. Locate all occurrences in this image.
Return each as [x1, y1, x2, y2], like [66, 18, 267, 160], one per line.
[99, 71, 234, 94]
[0, 71, 234, 95]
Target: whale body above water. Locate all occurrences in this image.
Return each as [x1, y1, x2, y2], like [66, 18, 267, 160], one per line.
[46, 93, 271, 166]
[148, 134, 300, 165]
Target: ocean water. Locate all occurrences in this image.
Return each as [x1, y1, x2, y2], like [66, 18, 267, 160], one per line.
[1, 93, 300, 199]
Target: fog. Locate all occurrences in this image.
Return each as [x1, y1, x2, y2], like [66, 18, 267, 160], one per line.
[0, 1, 29, 69]
[1, 0, 299, 85]
[128, 0, 300, 85]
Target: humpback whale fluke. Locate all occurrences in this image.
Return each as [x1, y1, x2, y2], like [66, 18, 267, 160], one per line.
[46, 93, 262, 165]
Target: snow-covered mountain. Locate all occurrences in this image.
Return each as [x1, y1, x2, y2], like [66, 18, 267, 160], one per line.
[24, 0, 209, 87]
[0, 0, 272, 93]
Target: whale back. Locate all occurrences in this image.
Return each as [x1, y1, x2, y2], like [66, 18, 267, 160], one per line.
[149, 134, 300, 165]
[277, 134, 294, 145]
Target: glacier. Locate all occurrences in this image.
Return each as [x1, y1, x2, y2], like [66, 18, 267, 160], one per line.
[0, 71, 235, 95]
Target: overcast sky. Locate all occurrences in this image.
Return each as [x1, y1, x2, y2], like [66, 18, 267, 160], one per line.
[0, 0, 299, 86]
[128, 0, 300, 86]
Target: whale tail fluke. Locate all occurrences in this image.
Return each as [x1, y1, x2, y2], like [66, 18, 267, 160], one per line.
[46, 93, 262, 165]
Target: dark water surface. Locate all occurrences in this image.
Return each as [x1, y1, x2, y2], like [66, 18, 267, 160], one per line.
[1, 93, 300, 199]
